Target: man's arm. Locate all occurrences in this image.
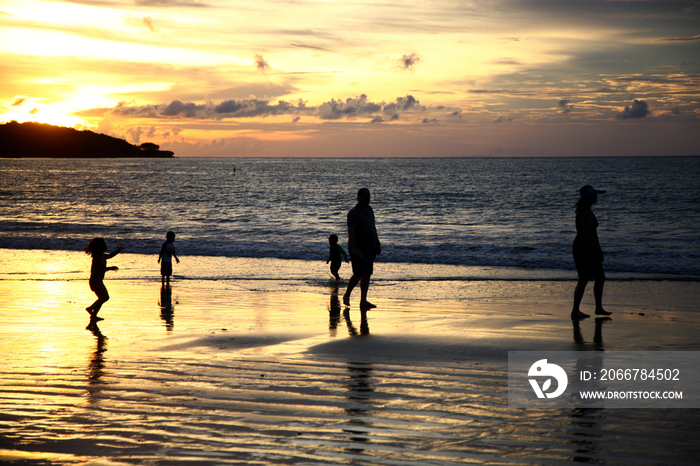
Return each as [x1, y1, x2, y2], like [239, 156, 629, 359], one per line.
[347, 224, 359, 257]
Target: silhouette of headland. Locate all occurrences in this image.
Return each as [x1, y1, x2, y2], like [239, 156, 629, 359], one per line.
[0, 121, 174, 158]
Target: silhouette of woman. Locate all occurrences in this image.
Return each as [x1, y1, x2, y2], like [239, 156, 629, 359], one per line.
[572, 185, 612, 319]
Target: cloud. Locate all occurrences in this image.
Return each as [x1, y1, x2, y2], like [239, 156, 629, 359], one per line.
[617, 99, 650, 119]
[558, 99, 573, 114]
[399, 53, 421, 71]
[215, 99, 296, 117]
[383, 95, 421, 114]
[371, 114, 399, 124]
[127, 126, 144, 143]
[255, 54, 270, 73]
[88, 94, 425, 123]
[317, 94, 382, 120]
[161, 100, 206, 118]
[12, 96, 28, 106]
[290, 43, 330, 52]
[143, 16, 157, 33]
[660, 34, 700, 42]
[134, 0, 211, 6]
[494, 116, 513, 123]
[29, 107, 39, 115]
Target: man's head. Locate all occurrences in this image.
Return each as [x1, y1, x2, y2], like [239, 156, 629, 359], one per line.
[357, 188, 371, 207]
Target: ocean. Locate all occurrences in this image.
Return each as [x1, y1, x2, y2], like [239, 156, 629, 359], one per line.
[1, 156, 698, 278]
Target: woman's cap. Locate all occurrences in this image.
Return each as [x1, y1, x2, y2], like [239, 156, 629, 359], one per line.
[580, 185, 606, 196]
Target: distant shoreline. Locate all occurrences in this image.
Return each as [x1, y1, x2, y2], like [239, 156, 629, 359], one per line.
[0, 121, 174, 158]
[0, 154, 175, 159]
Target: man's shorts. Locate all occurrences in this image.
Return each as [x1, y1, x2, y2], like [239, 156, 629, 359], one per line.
[351, 251, 375, 276]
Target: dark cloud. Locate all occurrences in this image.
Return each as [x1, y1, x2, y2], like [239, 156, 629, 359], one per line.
[617, 99, 650, 119]
[29, 107, 39, 115]
[371, 114, 399, 124]
[383, 95, 420, 114]
[494, 116, 513, 123]
[11, 96, 27, 106]
[255, 54, 270, 73]
[317, 94, 382, 120]
[214, 99, 295, 117]
[89, 94, 423, 122]
[161, 100, 206, 118]
[400, 53, 421, 71]
[558, 99, 573, 113]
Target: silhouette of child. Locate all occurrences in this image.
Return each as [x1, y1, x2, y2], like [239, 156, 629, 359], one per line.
[158, 231, 180, 284]
[326, 234, 349, 280]
[84, 237, 123, 320]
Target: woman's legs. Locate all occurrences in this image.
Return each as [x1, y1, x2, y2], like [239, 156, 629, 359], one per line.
[572, 278, 589, 318]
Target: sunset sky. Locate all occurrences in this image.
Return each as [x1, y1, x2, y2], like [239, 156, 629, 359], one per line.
[1, 0, 699, 157]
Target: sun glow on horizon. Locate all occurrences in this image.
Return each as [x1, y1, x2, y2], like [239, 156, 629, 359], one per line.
[2, 106, 85, 128]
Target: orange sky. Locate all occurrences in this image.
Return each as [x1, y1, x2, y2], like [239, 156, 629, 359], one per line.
[1, 0, 699, 157]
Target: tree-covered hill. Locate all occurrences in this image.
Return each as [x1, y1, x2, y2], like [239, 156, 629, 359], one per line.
[0, 121, 174, 158]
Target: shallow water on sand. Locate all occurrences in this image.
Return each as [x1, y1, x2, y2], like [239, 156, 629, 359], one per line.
[2, 276, 700, 465]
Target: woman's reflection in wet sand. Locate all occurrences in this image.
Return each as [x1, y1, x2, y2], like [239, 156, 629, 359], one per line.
[572, 317, 611, 348]
[85, 321, 107, 404]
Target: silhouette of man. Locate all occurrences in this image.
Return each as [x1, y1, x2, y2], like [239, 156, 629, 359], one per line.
[343, 188, 381, 309]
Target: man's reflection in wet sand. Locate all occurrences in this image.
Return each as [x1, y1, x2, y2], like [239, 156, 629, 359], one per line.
[329, 285, 370, 336]
[343, 308, 369, 336]
[85, 321, 107, 404]
[344, 362, 375, 451]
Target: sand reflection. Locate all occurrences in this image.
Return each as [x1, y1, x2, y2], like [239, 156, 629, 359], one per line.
[85, 321, 107, 404]
[159, 284, 175, 331]
[344, 362, 375, 451]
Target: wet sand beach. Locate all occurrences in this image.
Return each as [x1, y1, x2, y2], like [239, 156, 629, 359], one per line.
[1, 250, 699, 465]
